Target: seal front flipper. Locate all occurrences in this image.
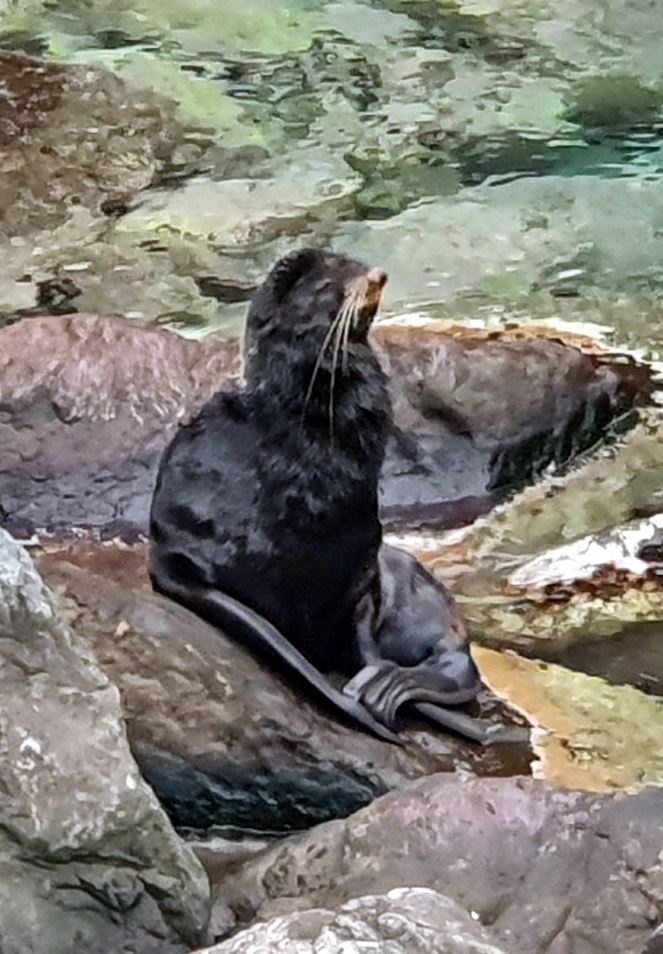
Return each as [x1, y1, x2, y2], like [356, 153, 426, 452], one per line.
[157, 579, 400, 744]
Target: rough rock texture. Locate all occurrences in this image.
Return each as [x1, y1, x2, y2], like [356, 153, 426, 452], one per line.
[196, 887, 509, 954]
[36, 540, 532, 834]
[0, 53, 184, 235]
[0, 314, 241, 536]
[209, 776, 663, 954]
[0, 528, 210, 954]
[0, 314, 650, 537]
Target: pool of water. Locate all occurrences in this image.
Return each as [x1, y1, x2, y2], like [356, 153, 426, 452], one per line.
[4, 0, 663, 349]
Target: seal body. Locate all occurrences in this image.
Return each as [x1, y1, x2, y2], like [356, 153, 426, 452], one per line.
[150, 351, 389, 675]
[150, 248, 492, 741]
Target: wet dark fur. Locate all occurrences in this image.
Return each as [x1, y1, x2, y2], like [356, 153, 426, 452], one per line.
[149, 249, 516, 743]
[150, 250, 389, 675]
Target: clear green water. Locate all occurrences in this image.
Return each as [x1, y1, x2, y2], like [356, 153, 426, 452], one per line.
[3, 0, 663, 350]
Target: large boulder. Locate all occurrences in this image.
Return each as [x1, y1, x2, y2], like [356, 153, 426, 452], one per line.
[36, 539, 531, 834]
[208, 775, 663, 954]
[0, 528, 210, 954]
[0, 314, 649, 537]
[196, 887, 509, 954]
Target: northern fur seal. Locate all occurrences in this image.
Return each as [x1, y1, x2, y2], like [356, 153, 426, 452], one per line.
[149, 248, 516, 744]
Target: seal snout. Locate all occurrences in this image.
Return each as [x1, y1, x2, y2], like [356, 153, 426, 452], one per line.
[367, 266, 388, 289]
[361, 266, 388, 317]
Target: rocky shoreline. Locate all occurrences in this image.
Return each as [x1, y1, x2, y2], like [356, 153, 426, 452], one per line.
[0, 310, 661, 951]
[0, 313, 651, 538]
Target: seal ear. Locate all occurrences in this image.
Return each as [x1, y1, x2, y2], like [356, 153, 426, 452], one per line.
[266, 247, 322, 302]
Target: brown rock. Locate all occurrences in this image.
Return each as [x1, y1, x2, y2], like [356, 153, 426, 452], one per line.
[0, 314, 649, 537]
[209, 775, 663, 954]
[0, 53, 185, 235]
[36, 540, 531, 834]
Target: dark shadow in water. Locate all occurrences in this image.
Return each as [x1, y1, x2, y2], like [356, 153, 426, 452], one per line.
[551, 621, 663, 697]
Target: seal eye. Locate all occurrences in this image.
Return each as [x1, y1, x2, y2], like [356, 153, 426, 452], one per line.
[268, 248, 321, 302]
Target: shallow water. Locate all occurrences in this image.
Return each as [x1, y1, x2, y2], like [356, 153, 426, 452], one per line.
[5, 0, 663, 345]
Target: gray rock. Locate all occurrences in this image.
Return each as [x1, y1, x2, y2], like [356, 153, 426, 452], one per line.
[36, 541, 531, 834]
[646, 923, 663, 954]
[211, 776, 663, 954]
[0, 528, 210, 954]
[197, 887, 508, 954]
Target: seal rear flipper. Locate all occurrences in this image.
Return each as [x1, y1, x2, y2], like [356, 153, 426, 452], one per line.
[414, 702, 530, 746]
[344, 661, 526, 745]
[343, 660, 479, 730]
[158, 580, 400, 744]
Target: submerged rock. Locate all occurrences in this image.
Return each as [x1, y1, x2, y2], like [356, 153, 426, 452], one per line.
[116, 146, 361, 249]
[0, 51, 201, 320]
[337, 175, 663, 311]
[0, 52, 184, 238]
[197, 888, 509, 954]
[0, 528, 209, 954]
[476, 646, 663, 792]
[208, 775, 663, 954]
[0, 314, 649, 537]
[35, 539, 531, 834]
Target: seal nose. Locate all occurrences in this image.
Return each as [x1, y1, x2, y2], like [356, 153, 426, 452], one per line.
[367, 267, 388, 289]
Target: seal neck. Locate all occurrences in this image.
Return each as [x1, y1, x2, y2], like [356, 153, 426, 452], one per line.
[245, 330, 390, 439]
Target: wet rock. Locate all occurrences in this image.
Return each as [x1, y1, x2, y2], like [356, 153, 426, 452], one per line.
[456, 514, 663, 652]
[0, 314, 649, 537]
[35, 540, 531, 834]
[553, 620, 663, 697]
[0, 528, 209, 954]
[209, 775, 663, 954]
[378, 324, 650, 520]
[0, 314, 241, 537]
[476, 646, 663, 792]
[196, 888, 508, 954]
[508, 513, 663, 590]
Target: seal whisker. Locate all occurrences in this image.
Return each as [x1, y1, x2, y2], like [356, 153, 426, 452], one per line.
[328, 302, 350, 437]
[303, 305, 346, 414]
[341, 289, 360, 373]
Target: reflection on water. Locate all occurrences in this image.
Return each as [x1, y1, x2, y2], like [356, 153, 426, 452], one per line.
[3, 0, 663, 343]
